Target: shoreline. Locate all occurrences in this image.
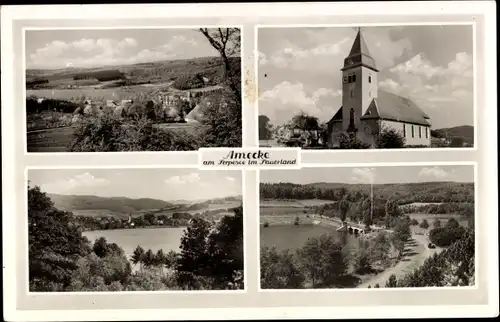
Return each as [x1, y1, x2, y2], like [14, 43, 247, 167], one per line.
[82, 225, 188, 233]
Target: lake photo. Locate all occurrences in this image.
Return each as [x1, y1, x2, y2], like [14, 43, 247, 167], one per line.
[28, 168, 244, 292]
[260, 165, 475, 290]
[83, 227, 186, 269]
[25, 27, 242, 152]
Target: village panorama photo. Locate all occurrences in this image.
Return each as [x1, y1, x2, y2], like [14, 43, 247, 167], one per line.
[258, 25, 475, 149]
[25, 27, 242, 153]
[27, 168, 243, 291]
[259, 164, 475, 289]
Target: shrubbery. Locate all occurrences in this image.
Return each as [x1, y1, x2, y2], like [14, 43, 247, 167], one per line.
[28, 185, 244, 292]
[429, 226, 466, 247]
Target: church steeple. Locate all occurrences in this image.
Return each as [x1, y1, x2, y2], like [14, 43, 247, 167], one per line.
[341, 28, 378, 72]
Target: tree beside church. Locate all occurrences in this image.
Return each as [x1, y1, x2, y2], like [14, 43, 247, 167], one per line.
[326, 29, 432, 149]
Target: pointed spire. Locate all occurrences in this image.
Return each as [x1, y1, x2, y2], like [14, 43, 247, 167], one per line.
[348, 27, 373, 58]
[341, 27, 379, 72]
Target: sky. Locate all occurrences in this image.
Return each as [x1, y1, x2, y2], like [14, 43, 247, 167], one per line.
[25, 28, 224, 69]
[28, 169, 242, 201]
[260, 165, 474, 185]
[258, 25, 474, 129]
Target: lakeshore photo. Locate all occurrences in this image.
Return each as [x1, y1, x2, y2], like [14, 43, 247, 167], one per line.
[258, 25, 475, 149]
[259, 164, 475, 289]
[27, 168, 243, 291]
[25, 27, 242, 152]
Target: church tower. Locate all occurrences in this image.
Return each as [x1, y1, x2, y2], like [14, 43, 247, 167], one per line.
[341, 28, 379, 133]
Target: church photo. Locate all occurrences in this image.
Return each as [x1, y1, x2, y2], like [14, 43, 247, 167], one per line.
[257, 25, 475, 149]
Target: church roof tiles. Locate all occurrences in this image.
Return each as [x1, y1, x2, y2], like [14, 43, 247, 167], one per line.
[328, 90, 431, 126]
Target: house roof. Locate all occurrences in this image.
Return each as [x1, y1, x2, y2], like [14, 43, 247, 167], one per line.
[327, 90, 431, 126]
[342, 29, 378, 72]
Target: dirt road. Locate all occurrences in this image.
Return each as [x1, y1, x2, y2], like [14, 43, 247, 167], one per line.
[356, 233, 440, 288]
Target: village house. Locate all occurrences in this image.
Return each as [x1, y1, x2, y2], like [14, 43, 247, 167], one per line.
[327, 28, 432, 148]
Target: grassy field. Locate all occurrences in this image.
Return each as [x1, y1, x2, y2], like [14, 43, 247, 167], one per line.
[27, 126, 75, 152]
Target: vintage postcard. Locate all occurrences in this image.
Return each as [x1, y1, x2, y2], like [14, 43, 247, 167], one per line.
[258, 25, 476, 150]
[1, 1, 497, 321]
[25, 27, 242, 153]
[27, 168, 243, 292]
[259, 164, 475, 289]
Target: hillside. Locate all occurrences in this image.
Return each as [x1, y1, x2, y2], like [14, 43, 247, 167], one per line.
[432, 125, 474, 145]
[260, 181, 475, 204]
[48, 194, 173, 213]
[48, 193, 242, 216]
[26, 56, 241, 89]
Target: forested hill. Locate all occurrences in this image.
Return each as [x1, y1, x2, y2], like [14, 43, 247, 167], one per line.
[48, 194, 174, 213]
[48, 193, 243, 214]
[433, 125, 474, 145]
[26, 56, 241, 85]
[260, 181, 475, 204]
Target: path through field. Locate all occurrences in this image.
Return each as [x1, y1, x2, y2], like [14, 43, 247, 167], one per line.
[356, 233, 441, 288]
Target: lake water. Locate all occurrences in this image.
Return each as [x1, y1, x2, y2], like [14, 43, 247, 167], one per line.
[260, 224, 356, 252]
[83, 227, 186, 261]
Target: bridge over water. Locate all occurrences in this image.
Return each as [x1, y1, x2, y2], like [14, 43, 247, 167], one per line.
[336, 222, 366, 235]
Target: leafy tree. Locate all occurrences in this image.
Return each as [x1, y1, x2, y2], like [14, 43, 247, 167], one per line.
[374, 283, 380, 288]
[385, 274, 398, 288]
[260, 246, 305, 289]
[338, 197, 350, 222]
[259, 115, 273, 140]
[385, 199, 401, 218]
[131, 245, 145, 271]
[450, 137, 464, 147]
[294, 216, 300, 226]
[410, 218, 419, 226]
[177, 217, 212, 285]
[433, 218, 442, 229]
[155, 249, 166, 274]
[376, 127, 406, 148]
[199, 28, 241, 102]
[206, 206, 244, 287]
[445, 218, 460, 229]
[429, 226, 466, 247]
[164, 250, 179, 270]
[337, 132, 371, 149]
[419, 219, 430, 229]
[143, 249, 156, 268]
[297, 233, 348, 287]
[28, 185, 91, 291]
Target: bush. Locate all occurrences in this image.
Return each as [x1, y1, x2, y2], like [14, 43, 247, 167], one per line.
[69, 114, 200, 152]
[263, 221, 269, 228]
[337, 132, 371, 149]
[376, 128, 405, 148]
[429, 226, 466, 247]
[172, 74, 205, 90]
[410, 218, 419, 226]
[419, 219, 430, 229]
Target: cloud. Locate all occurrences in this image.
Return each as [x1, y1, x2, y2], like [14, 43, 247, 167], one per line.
[259, 81, 341, 124]
[418, 167, 450, 180]
[41, 172, 110, 193]
[165, 173, 201, 185]
[28, 35, 203, 69]
[352, 168, 376, 184]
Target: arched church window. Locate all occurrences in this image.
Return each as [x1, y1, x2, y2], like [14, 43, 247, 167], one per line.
[368, 76, 372, 83]
[349, 108, 355, 126]
[403, 124, 406, 137]
[352, 74, 356, 83]
[348, 75, 352, 83]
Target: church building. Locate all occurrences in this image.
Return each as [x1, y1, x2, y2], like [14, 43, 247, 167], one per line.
[326, 29, 432, 148]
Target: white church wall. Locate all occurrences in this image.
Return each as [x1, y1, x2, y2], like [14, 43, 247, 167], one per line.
[381, 120, 431, 147]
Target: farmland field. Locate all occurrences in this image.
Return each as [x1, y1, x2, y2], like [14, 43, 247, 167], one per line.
[27, 87, 157, 101]
[27, 126, 75, 152]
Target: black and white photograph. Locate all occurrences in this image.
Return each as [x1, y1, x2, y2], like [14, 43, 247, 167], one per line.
[27, 168, 243, 291]
[260, 164, 475, 289]
[258, 25, 475, 149]
[25, 27, 242, 152]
